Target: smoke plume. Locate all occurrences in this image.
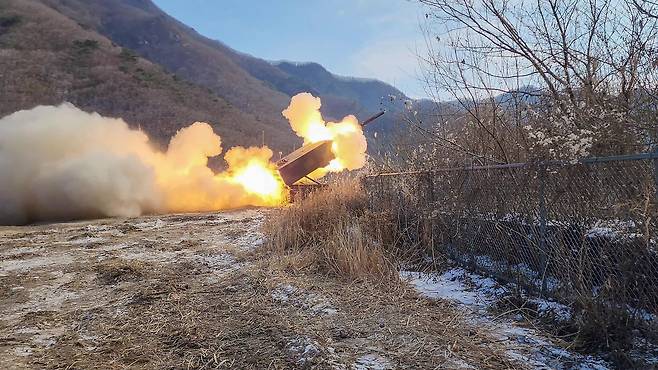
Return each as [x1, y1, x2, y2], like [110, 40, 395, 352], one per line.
[0, 93, 369, 225]
[282, 93, 367, 178]
[0, 104, 283, 225]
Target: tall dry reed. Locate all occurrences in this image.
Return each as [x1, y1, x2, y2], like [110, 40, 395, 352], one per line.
[264, 178, 397, 281]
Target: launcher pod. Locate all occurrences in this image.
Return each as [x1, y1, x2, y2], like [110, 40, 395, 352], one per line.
[275, 111, 385, 187]
[276, 140, 334, 186]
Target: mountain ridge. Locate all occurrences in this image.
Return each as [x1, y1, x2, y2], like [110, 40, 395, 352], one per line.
[42, 0, 416, 125]
[3, 0, 425, 154]
[0, 0, 298, 153]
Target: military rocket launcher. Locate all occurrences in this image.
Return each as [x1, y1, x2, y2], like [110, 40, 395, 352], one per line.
[276, 111, 385, 187]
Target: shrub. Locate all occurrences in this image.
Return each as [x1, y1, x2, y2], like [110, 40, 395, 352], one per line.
[0, 15, 21, 28]
[0, 15, 21, 34]
[574, 301, 639, 367]
[119, 47, 138, 63]
[133, 68, 157, 83]
[73, 39, 100, 52]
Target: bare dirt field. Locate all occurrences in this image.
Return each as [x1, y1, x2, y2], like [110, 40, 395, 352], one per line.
[1, 209, 585, 369]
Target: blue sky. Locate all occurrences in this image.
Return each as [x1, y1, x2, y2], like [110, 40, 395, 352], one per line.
[153, 0, 430, 98]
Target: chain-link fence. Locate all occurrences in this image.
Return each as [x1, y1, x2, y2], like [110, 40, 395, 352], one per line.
[363, 152, 658, 330]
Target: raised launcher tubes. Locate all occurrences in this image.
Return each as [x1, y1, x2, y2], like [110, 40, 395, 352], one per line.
[276, 140, 334, 186]
[361, 110, 385, 127]
[275, 111, 385, 187]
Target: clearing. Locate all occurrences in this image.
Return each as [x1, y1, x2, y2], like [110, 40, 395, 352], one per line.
[0, 210, 608, 369]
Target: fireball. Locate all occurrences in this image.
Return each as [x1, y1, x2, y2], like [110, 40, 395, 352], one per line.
[232, 159, 284, 203]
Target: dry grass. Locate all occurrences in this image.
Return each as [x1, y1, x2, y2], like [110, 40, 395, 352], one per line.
[0, 209, 525, 369]
[264, 178, 397, 281]
[94, 258, 145, 285]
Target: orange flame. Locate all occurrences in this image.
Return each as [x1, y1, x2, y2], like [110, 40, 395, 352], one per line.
[146, 127, 287, 212]
[282, 93, 368, 177]
[0, 93, 375, 224]
[231, 158, 285, 204]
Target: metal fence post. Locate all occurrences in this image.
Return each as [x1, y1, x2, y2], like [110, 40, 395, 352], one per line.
[380, 175, 385, 210]
[538, 163, 549, 297]
[464, 162, 477, 271]
[654, 146, 658, 204]
[425, 171, 435, 252]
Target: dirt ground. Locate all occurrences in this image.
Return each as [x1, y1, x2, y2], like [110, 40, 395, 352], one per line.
[0, 209, 532, 369]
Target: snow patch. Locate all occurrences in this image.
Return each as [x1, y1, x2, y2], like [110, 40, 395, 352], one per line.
[401, 268, 609, 369]
[400, 269, 503, 308]
[203, 212, 266, 251]
[271, 284, 296, 303]
[198, 253, 245, 279]
[13, 346, 33, 357]
[1, 246, 43, 257]
[287, 337, 322, 365]
[84, 224, 111, 232]
[353, 353, 393, 370]
[67, 236, 105, 246]
[118, 248, 180, 263]
[272, 284, 337, 316]
[134, 219, 165, 230]
[3, 272, 81, 323]
[96, 242, 133, 252]
[0, 253, 75, 274]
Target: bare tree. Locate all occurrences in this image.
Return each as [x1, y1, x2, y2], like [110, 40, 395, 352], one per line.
[633, 0, 658, 18]
[413, 0, 658, 162]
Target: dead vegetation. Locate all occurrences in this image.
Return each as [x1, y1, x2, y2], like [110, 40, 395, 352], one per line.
[0, 181, 606, 369]
[0, 209, 525, 369]
[264, 178, 397, 282]
[94, 258, 145, 285]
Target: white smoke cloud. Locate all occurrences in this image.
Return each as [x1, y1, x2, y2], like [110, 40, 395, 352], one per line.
[0, 104, 283, 225]
[0, 94, 371, 225]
